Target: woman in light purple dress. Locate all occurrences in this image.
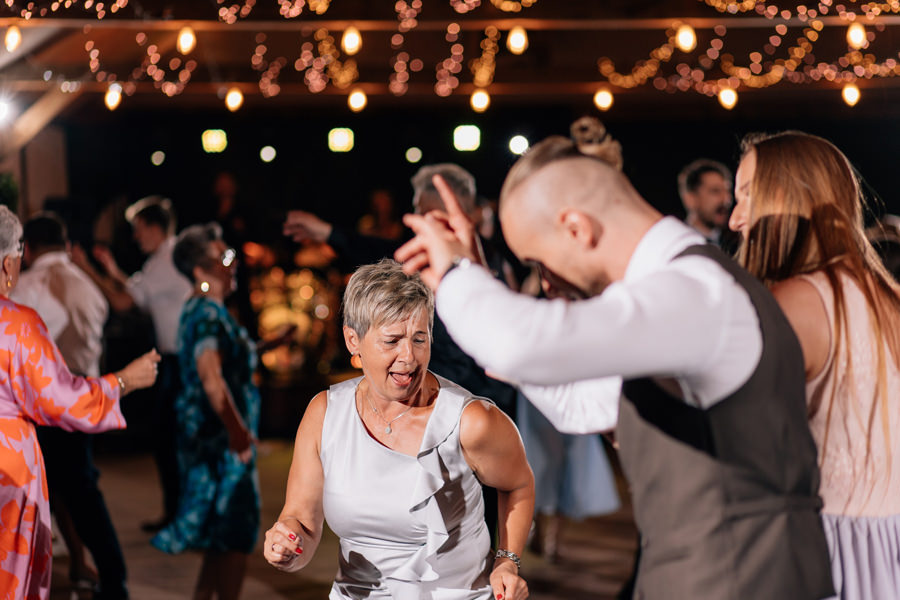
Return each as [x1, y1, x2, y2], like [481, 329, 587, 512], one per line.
[729, 131, 900, 599]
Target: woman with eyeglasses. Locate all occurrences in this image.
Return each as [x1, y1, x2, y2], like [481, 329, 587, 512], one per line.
[0, 206, 160, 600]
[151, 223, 262, 600]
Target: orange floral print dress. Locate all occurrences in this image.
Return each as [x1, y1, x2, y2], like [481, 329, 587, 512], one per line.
[0, 298, 124, 599]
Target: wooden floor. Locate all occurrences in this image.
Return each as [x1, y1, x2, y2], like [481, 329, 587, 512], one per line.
[50, 440, 638, 599]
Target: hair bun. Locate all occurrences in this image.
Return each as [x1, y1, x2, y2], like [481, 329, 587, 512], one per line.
[570, 116, 623, 171]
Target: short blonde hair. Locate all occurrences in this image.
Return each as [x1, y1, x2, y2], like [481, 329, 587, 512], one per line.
[0, 206, 23, 259]
[342, 259, 434, 338]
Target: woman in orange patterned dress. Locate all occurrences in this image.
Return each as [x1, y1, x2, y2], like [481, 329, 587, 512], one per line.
[0, 206, 160, 599]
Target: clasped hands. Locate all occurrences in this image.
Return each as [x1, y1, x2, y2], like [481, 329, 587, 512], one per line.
[394, 175, 483, 290]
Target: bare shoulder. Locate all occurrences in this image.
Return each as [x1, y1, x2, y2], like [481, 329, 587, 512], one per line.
[771, 276, 828, 322]
[460, 398, 514, 449]
[299, 390, 328, 429]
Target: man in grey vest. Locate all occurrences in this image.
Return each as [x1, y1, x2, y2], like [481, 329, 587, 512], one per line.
[396, 131, 834, 598]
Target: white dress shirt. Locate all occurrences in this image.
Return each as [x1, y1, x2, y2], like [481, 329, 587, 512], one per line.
[435, 217, 763, 433]
[12, 251, 109, 377]
[126, 236, 192, 354]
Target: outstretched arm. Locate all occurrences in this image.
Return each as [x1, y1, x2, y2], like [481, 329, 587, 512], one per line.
[461, 400, 533, 600]
[264, 391, 327, 572]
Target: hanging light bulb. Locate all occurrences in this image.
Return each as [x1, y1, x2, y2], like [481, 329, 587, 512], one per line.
[675, 24, 697, 53]
[842, 82, 860, 106]
[470, 89, 491, 112]
[225, 87, 244, 112]
[177, 26, 196, 55]
[347, 89, 367, 112]
[104, 83, 123, 111]
[718, 87, 738, 110]
[593, 89, 614, 111]
[506, 26, 528, 55]
[846, 22, 866, 49]
[5, 26, 22, 53]
[341, 26, 362, 55]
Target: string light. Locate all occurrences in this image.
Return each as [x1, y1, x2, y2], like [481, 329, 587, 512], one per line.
[718, 87, 738, 109]
[675, 24, 697, 52]
[507, 26, 529, 55]
[509, 135, 529, 155]
[260, 145, 277, 162]
[347, 88, 367, 112]
[842, 82, 860, 106]
[150, 150, 165, 166]
[201, 129, 228, 153]
[846, 22, 867, 49]
[470, 89, 491, 112]
[593, 89, 614, 111]
[4, 26, 22, 53]
[453, 125, 481, 151]
[341, 26, 362, 56]
[405, 147, 423, 163]
[177, 27, 196, 55]
[104, 82, 122, 110]
[225, 87, 244, 111]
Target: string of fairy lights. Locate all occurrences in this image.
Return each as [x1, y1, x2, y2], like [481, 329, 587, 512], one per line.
[2, 0, 900, 116]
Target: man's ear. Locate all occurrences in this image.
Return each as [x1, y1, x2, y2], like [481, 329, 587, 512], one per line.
[682, 192, 698, 212]
[343, 326, 360, 356]
[558, 208, 601, 250]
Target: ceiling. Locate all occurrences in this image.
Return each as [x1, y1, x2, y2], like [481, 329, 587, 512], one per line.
[2, 0, 900, 117]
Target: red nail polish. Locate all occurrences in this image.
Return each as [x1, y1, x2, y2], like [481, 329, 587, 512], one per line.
[295, 547, 303, 554]
[288, 533, 296, 541]
[497, 595, 503, 600]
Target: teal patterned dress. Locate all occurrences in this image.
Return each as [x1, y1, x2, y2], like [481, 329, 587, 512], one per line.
[151, 296, 261, 554]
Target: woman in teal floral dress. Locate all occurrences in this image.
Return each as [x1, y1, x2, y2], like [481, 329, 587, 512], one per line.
[151, 223, 260, 600]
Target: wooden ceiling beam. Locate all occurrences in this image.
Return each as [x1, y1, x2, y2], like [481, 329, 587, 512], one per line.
[4, 86, 82, 156]
[2, 15, 900, 32]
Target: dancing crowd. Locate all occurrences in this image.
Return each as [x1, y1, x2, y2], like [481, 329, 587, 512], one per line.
[0, 117, 899, 600]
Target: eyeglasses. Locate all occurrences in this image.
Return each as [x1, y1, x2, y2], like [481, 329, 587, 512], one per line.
[221, 247, 237, 268]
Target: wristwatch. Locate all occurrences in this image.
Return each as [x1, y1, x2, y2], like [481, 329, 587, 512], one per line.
[494, 548, 521, 570]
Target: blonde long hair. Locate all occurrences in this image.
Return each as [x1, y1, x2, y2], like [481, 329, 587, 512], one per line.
[736, 131, 900, 476]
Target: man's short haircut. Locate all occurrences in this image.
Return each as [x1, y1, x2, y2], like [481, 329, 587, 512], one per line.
[342, 259, 434, 339]
[410, 163, 477, 214]
[677, 159, 732, 199]
[125, 196, 176, 234]
[23, 212, 68, 250]
[172, 223, 222, 283]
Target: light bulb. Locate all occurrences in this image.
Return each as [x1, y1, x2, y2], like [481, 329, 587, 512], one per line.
[104, 83, 123, 111]
[718, 87, 738, 110]
[846, 22, 866, 49]
[347, 89, 367, 112]
[593, 89, 614, 111]
[341, 26, 362, 55]
[225, 87, 243, 112]
[675, 24, 697, 53]
[177, 27, 196, 55]
[470, 89, 491, 112]
[506, 26, 528, 55]
[5, 26, 22, 53]
[842, 83, 860, 106]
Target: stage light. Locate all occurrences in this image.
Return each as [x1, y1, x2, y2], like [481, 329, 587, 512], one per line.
[202, 129, 228, 153]
[509, 135, 529, 155]
[328, 128, 354, 152]
[507, 26, 528, 55]
[453, 125, 481, 151]
[177, 27, 196, 55]
[593, 89, 614, 111]
[341, 26, 362, 55]
[405, 147, 423, 163]
[260, 145, 277, 162]
[347, 89, 367, 112]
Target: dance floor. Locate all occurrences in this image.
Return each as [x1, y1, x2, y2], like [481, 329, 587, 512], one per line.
[50, 440, 637, 599]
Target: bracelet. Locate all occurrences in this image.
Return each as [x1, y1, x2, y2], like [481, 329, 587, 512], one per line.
[494, 548, 521, 570]
[116, 375, 126, 394]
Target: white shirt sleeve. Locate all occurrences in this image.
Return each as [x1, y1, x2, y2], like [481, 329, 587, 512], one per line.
[436, 264, 732, 387]
[518, 377, 622, 434]
[126, 272, 149, 309]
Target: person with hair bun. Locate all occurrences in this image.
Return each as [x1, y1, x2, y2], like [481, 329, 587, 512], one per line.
[729, 131, 900, 599]
[396, 118, 834, 599]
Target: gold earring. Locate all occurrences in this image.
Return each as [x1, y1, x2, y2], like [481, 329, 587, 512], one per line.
[6, 278, 11, 288]
[199, 281, 210, 293]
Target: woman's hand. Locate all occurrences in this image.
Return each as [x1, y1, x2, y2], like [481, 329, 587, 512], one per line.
[116, 349, 161, 394]
[263, 519, 305, 571]
[228, 426, 255, 464]
[490, 559, 528, 600]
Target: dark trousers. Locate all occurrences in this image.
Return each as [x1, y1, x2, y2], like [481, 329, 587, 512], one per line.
[152, 354, 181, 521]
[38, 427, 128, 598]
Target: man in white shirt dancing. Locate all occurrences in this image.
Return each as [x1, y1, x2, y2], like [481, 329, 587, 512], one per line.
[74, 197, 191, 532]
[395, 125, 834, 599]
